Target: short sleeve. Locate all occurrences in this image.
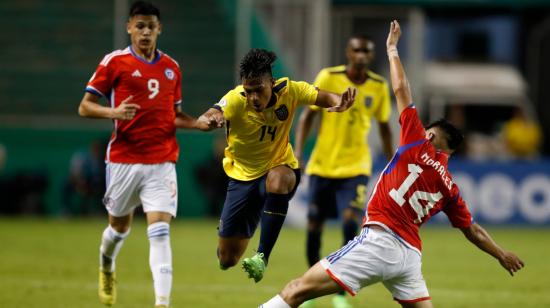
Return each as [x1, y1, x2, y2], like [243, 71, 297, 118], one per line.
[398, 104, 426, 146]
[214, 90, 240, 120]
[290, 80, 318, 106]
[309, 70, 329, 111]
[86, 58, 114, 98]
[443, 186, 473, 229]
[373, 82, 392, 123]
[313, 69, 329, 89]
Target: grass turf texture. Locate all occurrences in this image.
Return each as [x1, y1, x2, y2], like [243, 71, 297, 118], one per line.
[0, 218, 548, 307]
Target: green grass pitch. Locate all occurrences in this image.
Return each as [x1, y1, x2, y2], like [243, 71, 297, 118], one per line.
[0, 218, 548, 307]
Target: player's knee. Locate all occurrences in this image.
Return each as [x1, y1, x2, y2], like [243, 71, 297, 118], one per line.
[109, 214, 132, 233]
[218, 253, 240, 268]
[267, 178, 293, 194]
[110, 222, 131, 234]
[266, 169, 295, 194]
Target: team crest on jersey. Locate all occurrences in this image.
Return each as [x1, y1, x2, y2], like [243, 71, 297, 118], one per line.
[364, 96, 373, 107]
[274, 104, 289, 121]
[164, 68, 175, 80]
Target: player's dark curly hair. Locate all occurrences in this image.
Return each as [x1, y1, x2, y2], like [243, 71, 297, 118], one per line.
[426, 119, 464, 151]
[130, 1, 160, 20]
[239, 49, 277, 79]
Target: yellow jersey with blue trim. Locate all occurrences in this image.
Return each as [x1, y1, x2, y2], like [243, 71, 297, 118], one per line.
[306, 65, 392, 178]
[215, 77, 318, 181]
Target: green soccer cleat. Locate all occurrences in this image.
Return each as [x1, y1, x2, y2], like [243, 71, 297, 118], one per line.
[242, 252, 266, 283]
[98, 268, 117, 306]
[332, 294, 352, 308]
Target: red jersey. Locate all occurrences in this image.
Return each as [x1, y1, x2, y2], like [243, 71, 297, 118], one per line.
[363, 104, 472, 253]
[86, 46, 182, 164]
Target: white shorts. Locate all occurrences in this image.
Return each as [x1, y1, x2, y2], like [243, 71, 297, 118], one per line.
[103, 162, 178, 217]
[320, 225, 430, 304]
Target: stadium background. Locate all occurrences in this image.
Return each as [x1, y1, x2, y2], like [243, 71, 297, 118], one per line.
[1, 0, 549, 307]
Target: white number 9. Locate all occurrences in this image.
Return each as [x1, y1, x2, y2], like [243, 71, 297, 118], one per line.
[147, 79, 159, 99]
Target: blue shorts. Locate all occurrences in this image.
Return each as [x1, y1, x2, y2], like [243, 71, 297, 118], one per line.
[307, 175, 369, 220]
[218, 168, 301, 238]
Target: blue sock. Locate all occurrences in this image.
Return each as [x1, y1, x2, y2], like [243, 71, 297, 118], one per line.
[306, 229, 321, 266]
[257, 193, 290, 265]
[343, 219, 358, 245]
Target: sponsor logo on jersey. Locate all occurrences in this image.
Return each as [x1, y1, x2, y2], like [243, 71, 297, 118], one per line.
[131, 69, 142, 77]
[165, 68, 175, 80]
[274, 104, 289, 121]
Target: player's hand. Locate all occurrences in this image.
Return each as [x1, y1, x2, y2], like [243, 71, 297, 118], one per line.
[328, 87, 356, 112]
[498, 251, 525, 276]
[386, 20, 402, 50]
[113, 96, 141, 121]
[197, 111, 225, 131]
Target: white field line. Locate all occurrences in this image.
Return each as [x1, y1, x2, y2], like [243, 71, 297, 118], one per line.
[0, 277, 279, 293]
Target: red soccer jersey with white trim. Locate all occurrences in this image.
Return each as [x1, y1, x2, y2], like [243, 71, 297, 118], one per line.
[86, 46, 182, 164]
[363, 105, 472, 252]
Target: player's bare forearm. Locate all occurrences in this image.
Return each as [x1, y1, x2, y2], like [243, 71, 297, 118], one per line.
[78, 93, 114, 119]
[461, 223, 503, 259]
[314, 88, 356, 112]
[314, 90, 339, 108]
[461, 223, 525, 276]
[174, 108, 199, 129]
[386, 20, 412, 115]
[79, 93, 140, 121]
[196, 107, 225, 131]
[294, 107, 317, 167]
[378, 122, 394, 160]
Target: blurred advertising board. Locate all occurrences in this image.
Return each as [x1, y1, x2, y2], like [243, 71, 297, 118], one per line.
[288, 159, 550, 227]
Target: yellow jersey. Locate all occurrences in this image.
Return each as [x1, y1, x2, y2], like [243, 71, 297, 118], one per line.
[306, 65, 391, 178]
[215, 77, 318, 181]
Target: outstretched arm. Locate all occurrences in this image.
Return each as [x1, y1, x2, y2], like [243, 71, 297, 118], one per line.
[460, 223, 524, 276]
[174, 105, 199, 129]
[314, 87, 356, 112]
[79, 92, 141, 120]
[195, 107, 225, 131]
[386, 20, 412, 115]
[294, 107, 319, 169]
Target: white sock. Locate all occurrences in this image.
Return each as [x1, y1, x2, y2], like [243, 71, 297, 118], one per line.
[99, 225, 130, 272]
[148, 222, 172, 306]
[260, 295, 291, 308]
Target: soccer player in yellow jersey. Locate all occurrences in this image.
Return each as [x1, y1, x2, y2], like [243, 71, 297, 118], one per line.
[294, 34, 394, 308]
[194, 49, 356, 283]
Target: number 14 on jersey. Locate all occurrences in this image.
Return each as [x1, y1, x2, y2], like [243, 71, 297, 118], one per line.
[389, 164, 443, 224]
